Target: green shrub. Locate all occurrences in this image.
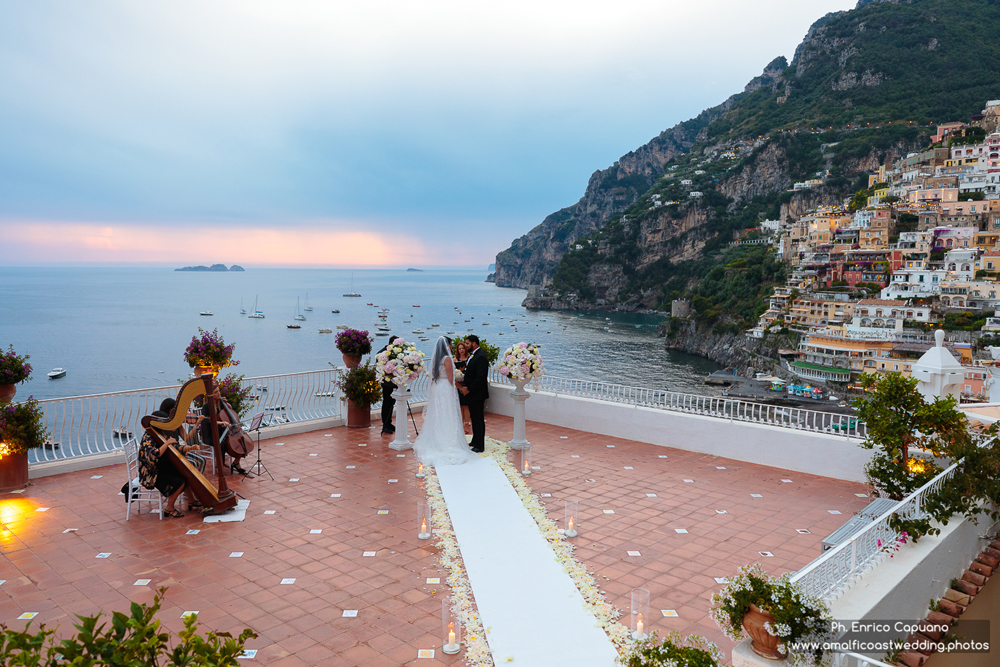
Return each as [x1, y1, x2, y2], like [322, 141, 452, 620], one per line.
[0, 589, 256, 666]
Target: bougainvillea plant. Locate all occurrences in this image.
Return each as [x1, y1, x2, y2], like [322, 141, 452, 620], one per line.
[335, 328, 373, 357]
[183, 328, 239, 370]
[0, 345, 32, 385]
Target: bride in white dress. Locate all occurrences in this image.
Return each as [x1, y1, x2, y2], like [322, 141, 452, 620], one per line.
[413, 337, 478, 467]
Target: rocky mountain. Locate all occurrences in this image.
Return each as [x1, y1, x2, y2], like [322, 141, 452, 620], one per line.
[175, 264, 244, 272]
[494, 0, 1000, 293]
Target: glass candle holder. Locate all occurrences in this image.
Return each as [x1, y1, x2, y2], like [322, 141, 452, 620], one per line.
[417, 501, 431, 539]
[631, 588, 650, 640]
[564, 499, 579, 537]
[520, 448, 532, 476]
[441, 597, 461, 654]
[416, 461, 425, 479]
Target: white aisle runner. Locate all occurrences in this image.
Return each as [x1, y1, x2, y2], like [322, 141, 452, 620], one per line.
[436, 457, 619, 667]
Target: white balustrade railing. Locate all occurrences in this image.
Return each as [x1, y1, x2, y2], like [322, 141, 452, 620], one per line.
[790, 461, 959, 602]
[494, 371, 865, 438]
[831, 651, 896, 667]
[32, 369, 346, 465]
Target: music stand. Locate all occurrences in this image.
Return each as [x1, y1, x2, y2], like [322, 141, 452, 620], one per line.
[246, 412, 273, 481]
[407, 401, 419, 436]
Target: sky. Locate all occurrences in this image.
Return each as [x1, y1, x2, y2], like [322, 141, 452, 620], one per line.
[0, 0, 858, 269]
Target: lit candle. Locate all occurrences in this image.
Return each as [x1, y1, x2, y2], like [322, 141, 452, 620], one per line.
[568, 516, 574, 532]
[448, 622, 456, 649]
[422, 518, 427, 533]
[636, 614, 644, 638]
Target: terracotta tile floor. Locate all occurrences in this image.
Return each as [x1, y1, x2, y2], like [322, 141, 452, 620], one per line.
[0, 412, 869, 664]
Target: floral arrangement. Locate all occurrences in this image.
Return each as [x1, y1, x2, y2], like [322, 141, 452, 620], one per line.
[217, 374, 255, 418]
[335, 361, 382, 406]
[710, 563, 832, 666]
[183, 328, 239, 371]
[619, 631, 724, 667]
[0, 345, 32, 385]
[335, 328, 373, 357]
[497, 343, 544, 384]
[0, 397, 49, 455]
[451, 336, 500, 365]
[375, 338, 425, 387]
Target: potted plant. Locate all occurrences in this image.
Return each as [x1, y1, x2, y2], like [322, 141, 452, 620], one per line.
[0, 397, 49, 491]
[620, 631, 724, 667]
[335, 328, 373, 368]
[217, 374, 255, 419]
[184, 328, 239, 376]
[710, 563, 832, 664]
[0, 345, 32, 404]
[497, 342, 545, 388]
[336, 361, 382, 428]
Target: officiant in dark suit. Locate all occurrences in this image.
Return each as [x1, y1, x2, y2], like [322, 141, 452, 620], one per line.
[378, 335, 399, 436]
[459, 335, 489, 452]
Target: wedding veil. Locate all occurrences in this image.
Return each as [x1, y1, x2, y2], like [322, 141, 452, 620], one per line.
[431, 336, 453, 380]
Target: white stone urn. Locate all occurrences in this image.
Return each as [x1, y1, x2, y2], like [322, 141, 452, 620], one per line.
[507, 377, 532, 450]
[389, 376, 415, 451]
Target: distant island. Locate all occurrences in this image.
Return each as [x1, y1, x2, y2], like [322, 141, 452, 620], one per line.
[406, 268, 423, 272]
[175, 264, 245, 272]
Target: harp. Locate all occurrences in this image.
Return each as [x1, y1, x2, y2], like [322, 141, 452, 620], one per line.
[140, 375, 238, 515]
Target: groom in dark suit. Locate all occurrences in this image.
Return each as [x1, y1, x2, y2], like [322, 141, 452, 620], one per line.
[459, 335, 489, 452]
[378, 335, 398, 436]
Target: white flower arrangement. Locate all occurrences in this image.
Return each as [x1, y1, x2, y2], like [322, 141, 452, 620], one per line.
[375, 338, 425, 387]
[497, 343, 544, 385]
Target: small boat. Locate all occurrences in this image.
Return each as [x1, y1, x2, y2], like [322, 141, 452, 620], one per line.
[343, 274, 361, 297]
[419, 337, 430, 341]
[375, 331, 390, 336]
[48, 368, 66, 379]
[336, 324, 348, 330]
[331, 309, 340, 314]
[319, 328, 333, 334]
[113, 427, 131, 438]
[482, 322, 489, 326]
[366, 302, 373, 306]
[412, 329, 424, 333]
[304, 292, 313, 312]
[378, 326, 391, 332]
[294, 297, 306, 321]
[403, 320, 411, 323]
[412, 305, 421, 307]
[287, 323, 301, 329]
[430, 323, 439, 327]
[200, 311, 214, 316]
[240, 298, 246, 315]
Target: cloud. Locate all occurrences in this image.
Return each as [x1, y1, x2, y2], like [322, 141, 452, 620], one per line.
[0, 220, 430, 267]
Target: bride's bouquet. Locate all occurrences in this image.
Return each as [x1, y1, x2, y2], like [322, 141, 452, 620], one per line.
[497, 342, 545, 386]
[375, 337, 426, 387]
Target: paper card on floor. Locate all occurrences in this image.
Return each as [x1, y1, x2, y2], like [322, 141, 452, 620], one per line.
[624, 466, 633, 470]
[309, 453, 318, 457]
[289, 477, 300, 481]
[828, 510, 842, 514]
[627, 550, 641, 557]
[134, 579, 151, 585]
[237, 649, 257, 659]
[646, 493, 657, 497]
[363, 551, 376, 557]
[63, 528, 78, 533]
[17, 613, 38, 620]
[264, 510, 275, 514]
[417, 649, 435, 658]
[603, 510, 615, 514]
[661, 610, 678, 617]
[658, 455, 668, 458]
[204, 499, 250, 523]
[36, 508, 49, 512]
[310, 529, 322, 534]
[714, 577, 728, 584]
[342, 610, 358, 617]
[377, 510, 388, 514]
[91, 475, 103, 479]
[230, 552, 243, 557]
[750, 494, 762, 498]
[96, 553, 111, 558]
[181, 611, 198, 618]
[280, 578, 295, 585]
[186, 530, 200, 535]
[426, 578, 440, 584]
[675, 529, 688, 534]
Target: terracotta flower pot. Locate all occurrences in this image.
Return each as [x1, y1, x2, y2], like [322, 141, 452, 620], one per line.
[342, 354, 362, 368]
[742, 604, 786, 660]
[194, 365, 219, 378]
[0, 384, 15, 404]
[347, 401, 371, 429]
[0, 450, 29, 492]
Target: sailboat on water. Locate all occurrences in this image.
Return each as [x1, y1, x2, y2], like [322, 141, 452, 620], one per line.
[343, 274, 361, 297]
[304, 291, 313, 312]
[240, 298, 246, 315]
[248, 294, 265, 319]
[288, 297, 306, 328]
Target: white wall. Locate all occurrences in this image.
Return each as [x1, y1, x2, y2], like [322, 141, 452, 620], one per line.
[486, 383, 874, 482]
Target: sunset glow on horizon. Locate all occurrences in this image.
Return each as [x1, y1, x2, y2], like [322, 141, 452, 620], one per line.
[0, 221, 434, 268]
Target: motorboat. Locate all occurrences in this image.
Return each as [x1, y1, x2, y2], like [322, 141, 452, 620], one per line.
[48, 368, 66, 379]
[331, 309, 340, 313]
[375, 331, 390, 336]
[200, 311, 213, 316]
[482, 322, 489, 326]
[113, 427, 131, 438]
[319, 328, 333, 334]
[412, 329, 424, 334]
[287, 323, 301, 329]
[336, 324, 348, 330]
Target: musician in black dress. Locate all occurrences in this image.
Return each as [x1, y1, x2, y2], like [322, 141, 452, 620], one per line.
[138, 410, 203, 518]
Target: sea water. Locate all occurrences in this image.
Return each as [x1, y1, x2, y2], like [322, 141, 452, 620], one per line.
[0, 267, 722, 400]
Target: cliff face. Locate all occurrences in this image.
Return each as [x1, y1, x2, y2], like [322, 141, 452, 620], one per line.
[659, 319, 801, 378]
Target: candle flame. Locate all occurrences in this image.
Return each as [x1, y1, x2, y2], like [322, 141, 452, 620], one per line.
[449, 621, 454, 631]
[568, 516, 574, 531]
[421, 518, 427, 532]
